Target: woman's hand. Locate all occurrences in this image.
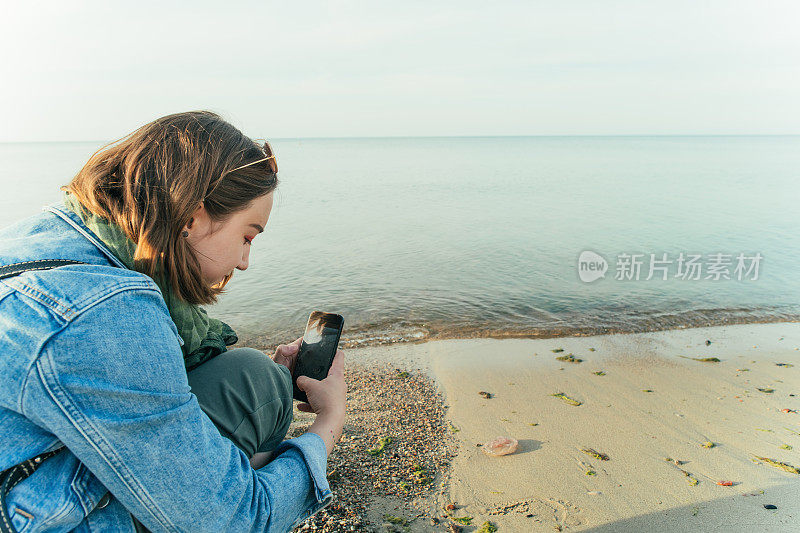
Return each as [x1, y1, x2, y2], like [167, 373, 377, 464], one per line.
[272, 336, 303, 374]
[296, 349, 346, 419]
[302, 349, 347, 455]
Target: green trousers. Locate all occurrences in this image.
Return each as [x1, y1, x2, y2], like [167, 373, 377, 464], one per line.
[133, 347, 294, 532]
[187, 347, 295, 456]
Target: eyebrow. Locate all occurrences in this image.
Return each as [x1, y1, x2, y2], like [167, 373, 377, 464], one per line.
[248, 223, 264, 233]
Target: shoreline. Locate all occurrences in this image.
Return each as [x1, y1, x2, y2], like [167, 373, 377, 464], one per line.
[237, 317, 800, 355]
[289, 321, 800, 531]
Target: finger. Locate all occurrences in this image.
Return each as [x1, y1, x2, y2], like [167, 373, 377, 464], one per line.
[296, 375, 317, 391]
[290, 336, 303, 347]
[276, 342, 299, 358]
[328, 349, 345, 376]
[296, 403, 313, 412]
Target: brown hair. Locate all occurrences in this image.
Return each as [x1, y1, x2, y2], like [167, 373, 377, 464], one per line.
[62, 110, 278, 305]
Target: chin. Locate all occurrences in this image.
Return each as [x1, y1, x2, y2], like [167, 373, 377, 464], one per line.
[212, 271, 235, 289]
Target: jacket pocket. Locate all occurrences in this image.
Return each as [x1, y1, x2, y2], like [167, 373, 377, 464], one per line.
[10, 506, 33, 533]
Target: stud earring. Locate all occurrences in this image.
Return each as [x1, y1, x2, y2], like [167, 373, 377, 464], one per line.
[182, 230, 189, 237]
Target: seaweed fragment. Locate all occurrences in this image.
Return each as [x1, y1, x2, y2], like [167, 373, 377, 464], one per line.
[551, 348, 565, 353]
[411, 462, 432, 484]
[552, 392, 582, 406]
[582, 448, 610, 461]
[450, 516, 473, 526]
[679, 469, 700, 486]
[593, 371, 606, 376]
[556, 353, 583, 363]
[679, 356, 721, 363]
[477, 521, 498, 533]
[383, 514, 409, 526]
[757, 388, 775, 393]
[479, 391, 493, 399]
[367, 436, 392, 455]
[752, 456, 800, 474]
[701, 441, 716, 448]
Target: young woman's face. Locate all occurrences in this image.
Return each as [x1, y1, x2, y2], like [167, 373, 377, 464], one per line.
[183, 192, 274, 285]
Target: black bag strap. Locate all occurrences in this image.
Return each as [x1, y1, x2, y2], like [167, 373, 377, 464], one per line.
[0, 448, 67, 532]
[0, 260, 88, 281]
[0, 259, 87, 532]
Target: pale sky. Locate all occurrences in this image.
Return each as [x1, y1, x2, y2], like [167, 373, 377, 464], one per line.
[1, 0, 799, 142]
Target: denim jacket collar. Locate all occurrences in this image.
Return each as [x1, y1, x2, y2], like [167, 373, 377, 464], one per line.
[42, 201, 127, 270]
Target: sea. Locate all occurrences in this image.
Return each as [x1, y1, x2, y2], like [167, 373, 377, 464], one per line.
[1, 136, 798, 348]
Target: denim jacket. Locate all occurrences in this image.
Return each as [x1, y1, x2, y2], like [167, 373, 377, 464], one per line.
[0, 201, 333, 532]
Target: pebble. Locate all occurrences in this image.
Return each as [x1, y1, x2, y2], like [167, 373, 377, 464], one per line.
[764, 504, 778, 510]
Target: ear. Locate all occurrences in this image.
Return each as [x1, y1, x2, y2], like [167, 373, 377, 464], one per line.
[185, 202, 205, 231]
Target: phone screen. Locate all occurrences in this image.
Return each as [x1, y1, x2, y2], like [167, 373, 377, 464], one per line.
[292, 311, 343, 402]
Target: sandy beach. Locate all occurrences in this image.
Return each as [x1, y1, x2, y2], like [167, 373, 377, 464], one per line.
[287, 321, 800, 532]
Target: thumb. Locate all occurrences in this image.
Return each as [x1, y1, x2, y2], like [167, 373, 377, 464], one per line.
[296, 375, 312, 391]
[278, 343, 299, 356]
[285, 343, 299, 354]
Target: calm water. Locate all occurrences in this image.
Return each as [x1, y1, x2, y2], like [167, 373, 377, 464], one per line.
[1, 137, 798, 348]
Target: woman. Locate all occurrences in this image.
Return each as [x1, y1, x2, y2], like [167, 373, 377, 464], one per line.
[0, 111, 346, 532]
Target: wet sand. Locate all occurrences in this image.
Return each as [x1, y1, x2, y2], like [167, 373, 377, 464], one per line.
[338, 322, 800, 532]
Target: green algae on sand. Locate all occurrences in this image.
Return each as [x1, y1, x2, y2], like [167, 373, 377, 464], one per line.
[552, 392, 582, 406]
[383, 514, 409, 526]
[411, 462, 432, 484]
[593, 371, 606, 376]
[752, 455, 800, 474]
[582, 448, 610, 461]
[680, 356, 721, 363]
[556, 353, 583, 363]
[678, 468, 700, 486]
[367, 436, 392, 456]
[551, 348, 565, 353]
[477, 521, 498, 533]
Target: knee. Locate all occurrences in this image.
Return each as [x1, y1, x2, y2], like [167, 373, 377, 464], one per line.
[226, 348, 294, 450]
[229, 348, 293, 405]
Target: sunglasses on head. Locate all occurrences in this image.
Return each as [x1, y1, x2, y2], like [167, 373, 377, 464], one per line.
[229, 140, 277, 174]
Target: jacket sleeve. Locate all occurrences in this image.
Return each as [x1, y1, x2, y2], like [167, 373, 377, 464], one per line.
[20, 286, 333, 532]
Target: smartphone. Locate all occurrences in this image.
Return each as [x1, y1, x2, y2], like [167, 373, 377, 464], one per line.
[292, 311, 344, 403]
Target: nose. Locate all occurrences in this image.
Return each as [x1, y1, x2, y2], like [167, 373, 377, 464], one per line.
[237, 245, 250, 271]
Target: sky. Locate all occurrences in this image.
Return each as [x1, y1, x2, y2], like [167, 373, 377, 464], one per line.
[1, 0, 799, 142]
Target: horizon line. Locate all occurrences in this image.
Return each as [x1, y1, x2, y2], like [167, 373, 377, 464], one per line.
[2, 133, 800, 144]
